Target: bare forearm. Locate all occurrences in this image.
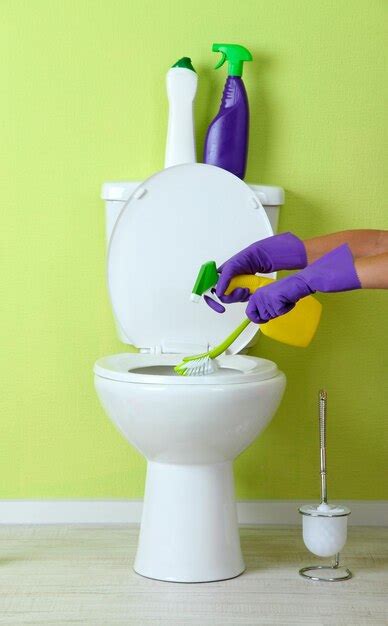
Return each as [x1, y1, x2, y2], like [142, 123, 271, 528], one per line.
[304, 230, 388, 264]
[354, 253, 388, 289]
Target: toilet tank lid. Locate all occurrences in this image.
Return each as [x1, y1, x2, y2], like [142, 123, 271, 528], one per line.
[107, 164, 276, 354]
[102, 181, 285, 207]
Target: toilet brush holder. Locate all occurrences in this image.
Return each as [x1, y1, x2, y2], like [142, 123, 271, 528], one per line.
[298, 390, 352, 581]
[299, 504, 351, 581]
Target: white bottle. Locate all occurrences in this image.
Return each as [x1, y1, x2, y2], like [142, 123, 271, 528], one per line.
[165, 57, 198, 168]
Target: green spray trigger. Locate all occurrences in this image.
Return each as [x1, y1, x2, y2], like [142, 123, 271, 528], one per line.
[190, 261, 219, 302]
[214, 51, 227, 70]
[212, 43, 252, 77]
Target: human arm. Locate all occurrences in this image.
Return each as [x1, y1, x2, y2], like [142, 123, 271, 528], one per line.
[246, 244, 361, 324]
[354, 252, 388, 288]
[246, 246, 388, 324]
[215, 230, 388, 304]
[305, 230, 388, 264]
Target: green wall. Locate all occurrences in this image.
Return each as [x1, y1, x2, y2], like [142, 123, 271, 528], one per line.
[1, 0, 387, 500]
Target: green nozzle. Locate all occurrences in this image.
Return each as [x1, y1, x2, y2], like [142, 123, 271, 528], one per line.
[191, 261, 219, 301]
[172, 57, 196, 72]
[212, 43, 252, 77]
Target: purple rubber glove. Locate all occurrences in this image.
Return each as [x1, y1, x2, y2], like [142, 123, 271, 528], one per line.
[215, 232, 307, 305]
[246, 244, 361, 324]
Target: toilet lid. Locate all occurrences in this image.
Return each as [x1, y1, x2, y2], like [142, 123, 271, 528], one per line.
[108, 163, 274, 353]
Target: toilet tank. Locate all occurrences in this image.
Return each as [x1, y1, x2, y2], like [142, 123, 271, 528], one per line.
[101, 181, 285, 345]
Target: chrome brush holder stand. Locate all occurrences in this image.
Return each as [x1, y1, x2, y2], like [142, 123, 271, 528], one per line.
[298, 390, 352, 582]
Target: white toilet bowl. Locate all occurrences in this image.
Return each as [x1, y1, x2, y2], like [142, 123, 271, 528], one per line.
[94, 353, 286, 582]
[96, 165, 286, 582]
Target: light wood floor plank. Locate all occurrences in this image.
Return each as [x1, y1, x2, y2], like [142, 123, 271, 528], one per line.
[0, 525, 386, 625]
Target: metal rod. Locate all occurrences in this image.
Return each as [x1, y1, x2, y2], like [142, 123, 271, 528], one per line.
[299, 553, 352, 582]
[319, 389, 327, 504]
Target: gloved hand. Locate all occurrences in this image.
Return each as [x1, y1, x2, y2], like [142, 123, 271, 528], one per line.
[246, 244, 361, 323]
[215, 232, 307, 305]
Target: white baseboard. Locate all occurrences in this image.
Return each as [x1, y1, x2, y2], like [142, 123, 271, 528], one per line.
[0, 500, 386, 526]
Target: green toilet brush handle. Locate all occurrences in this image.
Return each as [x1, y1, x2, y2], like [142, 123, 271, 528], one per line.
[181, 317, 250, 364]
[209, 318, 251, 358]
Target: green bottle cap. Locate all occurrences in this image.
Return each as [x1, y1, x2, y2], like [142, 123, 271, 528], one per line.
[212, 43, 252, 77]
[171, 57, 196, 72]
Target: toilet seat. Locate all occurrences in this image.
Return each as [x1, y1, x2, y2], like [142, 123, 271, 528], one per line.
[94, 353, 279, 385]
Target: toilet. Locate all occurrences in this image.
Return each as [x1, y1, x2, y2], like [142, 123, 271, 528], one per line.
[94, 164, 286, 582]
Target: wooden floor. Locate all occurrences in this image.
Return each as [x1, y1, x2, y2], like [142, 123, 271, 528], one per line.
[0, 526, 387, 625]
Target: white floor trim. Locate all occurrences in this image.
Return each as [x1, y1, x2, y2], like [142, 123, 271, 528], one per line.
[0, 500, 386, 526]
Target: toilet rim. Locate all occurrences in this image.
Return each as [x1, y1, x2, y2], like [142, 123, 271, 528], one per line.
[94, 353, 280, 385]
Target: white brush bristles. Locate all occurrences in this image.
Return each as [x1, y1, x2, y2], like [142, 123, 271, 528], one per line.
[175, 356, 219, 377]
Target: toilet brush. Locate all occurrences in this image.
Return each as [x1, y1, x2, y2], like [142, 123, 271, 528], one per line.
[298, 390, 352, 581]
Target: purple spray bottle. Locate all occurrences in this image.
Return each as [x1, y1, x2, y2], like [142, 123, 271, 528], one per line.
[203, 43, 252, 179]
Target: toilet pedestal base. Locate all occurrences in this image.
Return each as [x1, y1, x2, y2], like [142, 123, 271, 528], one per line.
[134, 460, 245, 583]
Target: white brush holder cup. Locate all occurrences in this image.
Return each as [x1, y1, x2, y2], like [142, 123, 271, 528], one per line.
[299, 504, 352, 581]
